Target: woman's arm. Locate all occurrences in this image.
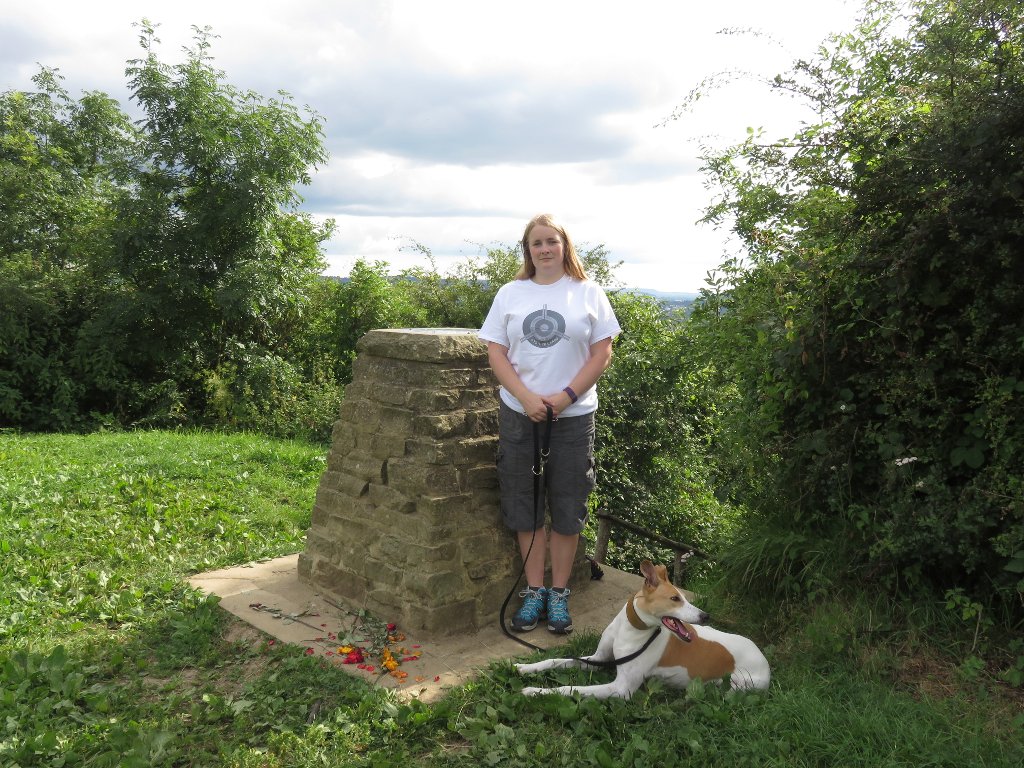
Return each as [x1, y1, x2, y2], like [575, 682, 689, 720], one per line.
[543, 337, 614, 416]
[486, 342, 551, 422]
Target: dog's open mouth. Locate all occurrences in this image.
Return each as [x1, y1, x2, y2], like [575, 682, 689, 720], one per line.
[661, 617, 692, 643]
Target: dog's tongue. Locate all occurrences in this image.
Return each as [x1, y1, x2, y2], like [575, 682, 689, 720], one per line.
[662, 617, 692, 642]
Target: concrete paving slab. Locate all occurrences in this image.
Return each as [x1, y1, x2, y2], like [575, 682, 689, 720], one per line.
[189, 554, 645, 702]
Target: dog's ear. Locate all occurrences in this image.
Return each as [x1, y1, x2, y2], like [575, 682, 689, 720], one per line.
[640, 561, 659, 589]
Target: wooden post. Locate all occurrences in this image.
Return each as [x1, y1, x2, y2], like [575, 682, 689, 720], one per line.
[595, 516, 612, 564]
[673, 550, 685, 586]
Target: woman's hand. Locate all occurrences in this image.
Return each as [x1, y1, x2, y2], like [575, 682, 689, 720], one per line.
[521, 392, 553, 422]
[539, 339, 613, 418]
[541, 390, 575, 417]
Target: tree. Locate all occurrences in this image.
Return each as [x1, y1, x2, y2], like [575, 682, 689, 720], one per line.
[88, 22, 333, 421]
[0, 23, 334, 429]
[596, 291, 735, 565]
[0, 69, 136, 429]
[687, 0, 1024, 611]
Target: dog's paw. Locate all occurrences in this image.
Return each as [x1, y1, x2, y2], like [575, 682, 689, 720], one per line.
[519, 686, 546, 697]
[514, 662, 541, 675]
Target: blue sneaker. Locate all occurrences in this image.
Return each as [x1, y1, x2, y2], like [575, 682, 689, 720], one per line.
[547, 587, 573, 634]
[512, 586, 547, 632]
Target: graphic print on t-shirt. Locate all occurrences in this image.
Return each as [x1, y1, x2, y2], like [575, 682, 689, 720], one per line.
[521, 305, 569, 349]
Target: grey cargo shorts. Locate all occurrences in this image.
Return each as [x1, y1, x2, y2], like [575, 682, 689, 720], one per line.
[495, 400, 596, 535]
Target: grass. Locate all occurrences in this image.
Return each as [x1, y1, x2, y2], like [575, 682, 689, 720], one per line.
[0, 430, 319, 649]
[1, 430, 1022, 766]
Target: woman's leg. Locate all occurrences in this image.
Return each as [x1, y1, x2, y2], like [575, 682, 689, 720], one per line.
[517, 528, 547, 587]
[545, 410, 595, 590]
[548, 531, 577, 589]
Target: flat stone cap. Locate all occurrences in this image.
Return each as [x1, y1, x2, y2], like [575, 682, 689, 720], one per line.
[356, 328, 488, 362]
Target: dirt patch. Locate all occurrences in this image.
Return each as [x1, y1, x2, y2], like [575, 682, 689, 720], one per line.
[134, 619, 279, 701]
[896, 654, 960, 700]
[139, 666, 201, 694]
[894, 650, 1024, 745]
[223, 617, 270, 648]
[210, 617, 278, 696]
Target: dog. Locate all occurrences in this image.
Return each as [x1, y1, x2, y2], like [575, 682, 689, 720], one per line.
[515, 561, 770, 698]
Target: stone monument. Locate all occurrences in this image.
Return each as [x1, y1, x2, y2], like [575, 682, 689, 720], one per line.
[298, 328, 591, 636]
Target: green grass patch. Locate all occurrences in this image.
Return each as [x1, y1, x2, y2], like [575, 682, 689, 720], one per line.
[0, 430, 322, 647]
[1, 430, 1021, 766]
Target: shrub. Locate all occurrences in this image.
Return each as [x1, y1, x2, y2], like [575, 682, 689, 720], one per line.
[689, 0, 1024, 615]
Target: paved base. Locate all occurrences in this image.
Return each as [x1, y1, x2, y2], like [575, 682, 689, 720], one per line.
[189, 554, 644, 701]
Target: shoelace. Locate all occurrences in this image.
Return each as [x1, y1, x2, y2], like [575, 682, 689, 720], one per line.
[516, 588, 545, 618]
[547, 589, 571, 620]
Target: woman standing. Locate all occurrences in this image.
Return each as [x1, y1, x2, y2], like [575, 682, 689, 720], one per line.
[479, 214, 621, 633]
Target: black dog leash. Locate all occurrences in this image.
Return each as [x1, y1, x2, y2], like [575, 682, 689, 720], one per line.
[576, 624, 662, 668]
[498, 406, 665, 668]
[499, 405, 553, 652]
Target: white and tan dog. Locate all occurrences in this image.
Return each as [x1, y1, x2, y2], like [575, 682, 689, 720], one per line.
[515, 561, 770, 699]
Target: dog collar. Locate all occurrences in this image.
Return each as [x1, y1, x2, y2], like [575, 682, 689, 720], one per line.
[626, 599, 655, 631]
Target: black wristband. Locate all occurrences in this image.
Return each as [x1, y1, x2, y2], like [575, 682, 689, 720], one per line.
[563, 386, 578, 403]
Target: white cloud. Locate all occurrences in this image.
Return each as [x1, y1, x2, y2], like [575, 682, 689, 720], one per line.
[2, 0, 863, 292]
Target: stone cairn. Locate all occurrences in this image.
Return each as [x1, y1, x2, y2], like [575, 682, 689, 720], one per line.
[298, 328, 591, 636]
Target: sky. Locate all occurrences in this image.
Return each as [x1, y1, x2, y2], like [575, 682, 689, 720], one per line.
[1, 0, 863, 293]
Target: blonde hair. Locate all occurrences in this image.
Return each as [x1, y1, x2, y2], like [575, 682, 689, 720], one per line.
[516, 213, 588, 281]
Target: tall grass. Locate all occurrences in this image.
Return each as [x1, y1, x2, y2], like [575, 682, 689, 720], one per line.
[1, 431, 1021, 766]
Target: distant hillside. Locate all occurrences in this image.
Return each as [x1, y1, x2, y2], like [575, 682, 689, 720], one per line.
[625, 287, 699, 301]
[323, 275, 699, 312]
[621, 287, 699, 312]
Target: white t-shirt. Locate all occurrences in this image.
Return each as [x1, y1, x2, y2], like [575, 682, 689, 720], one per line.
[478, 275, 621, 417]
